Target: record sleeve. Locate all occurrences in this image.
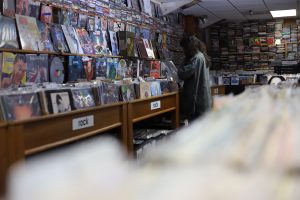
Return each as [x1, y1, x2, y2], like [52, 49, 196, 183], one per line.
[70, 12, 79, 27]
[44, 89, 73, 114]
[78, 14, 88, 28]
[109, 31, 119, 56]
[136, 82, 151, 99]
[98, 82, 119, 105]
[40, 5, 53, 24]
[82, 57, 95, 81]
[76, 28, 95, 54]
[60, 10, 71, 25]
[16, 0, 30, 15]
[160, 80, 171, 94]
[1, 52, 16, 88]
[120, 84, 136, 102]
[68, 56, 84, 82]
[0, 16, 20, 49]
[49, 56, 65, 84]
[107, 58, 116, 79]
[139, 60, 150, 77]
[71, 87, 95, 109]
[101, 17, 108, 31]
[2, 53, 26, 88]
[16, 14, 44, 51]
[2, 0, 15, 18]
[50, 25, 70, 53]
[150, 81, 162, 96]
[37, 21, 55, 52]
[1, 92, 42, 121]
[90, 31, 109, 54]
[95, 58, 107, 78]
[150, 60, 160, 78]
[61, 25, 84, 54]
[28, 0, 40, 18]
[87, 16, 95, 32]
[26, 54, 48, 83]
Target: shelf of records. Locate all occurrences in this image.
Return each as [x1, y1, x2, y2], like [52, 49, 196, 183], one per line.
[209, 19, 300, 71]
[0, 78, 179, 122]
[0, 0, 184, 63]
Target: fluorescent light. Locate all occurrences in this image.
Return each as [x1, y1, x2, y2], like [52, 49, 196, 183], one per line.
[270, 9, 296, 18]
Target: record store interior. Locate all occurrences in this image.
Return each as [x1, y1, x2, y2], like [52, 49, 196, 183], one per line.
[1, 0, 300, 199]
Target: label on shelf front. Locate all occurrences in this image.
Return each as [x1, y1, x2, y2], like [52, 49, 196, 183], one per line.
[151, 101, 161, 110]
[72, 115, 94, 131]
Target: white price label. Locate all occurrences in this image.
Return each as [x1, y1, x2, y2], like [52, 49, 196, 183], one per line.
[72, 115, 94, 131]
[151, 101, 161, 110]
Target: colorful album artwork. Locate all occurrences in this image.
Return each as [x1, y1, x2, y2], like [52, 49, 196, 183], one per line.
[26, 54, 48, 83]
[71, 88, 95, 109]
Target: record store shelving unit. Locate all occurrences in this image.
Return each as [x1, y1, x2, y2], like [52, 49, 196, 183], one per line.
[0, 0, 182, 195]
[0, 92, 180, 196]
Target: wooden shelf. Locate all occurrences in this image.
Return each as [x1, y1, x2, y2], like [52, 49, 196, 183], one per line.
[1, 102, 127, 197]
[0, 48, 171, 62]
[127, 92, 179, 153]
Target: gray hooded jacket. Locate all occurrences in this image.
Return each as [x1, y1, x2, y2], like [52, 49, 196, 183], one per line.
[178, 52, 212, 119]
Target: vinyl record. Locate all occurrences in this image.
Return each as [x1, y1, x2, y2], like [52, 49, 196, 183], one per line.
[50, 57, 65, 84]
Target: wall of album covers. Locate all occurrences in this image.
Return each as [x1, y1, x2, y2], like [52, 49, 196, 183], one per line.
[0, 0, 183, 121]
[0, 0, 184, 86]
[209, 19, 300, 72]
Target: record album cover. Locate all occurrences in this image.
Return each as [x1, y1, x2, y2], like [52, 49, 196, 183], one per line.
[0, 16, 20, 49]
[160, 80, 171, 94]
[70, 12, 79, 27]
[95, 58, 107, 78]
[37, 21, 55, 52]
[1, 53, 26, 88]
[136, 82, 151, 99]
[62, 25, 84, 54]
[107, 58, 116, 79]
[90, 31, 109, 54]
[109, 31, 119, 56]
[150, 60, 160, 78]
[49, 56, 65, 84]
[1, 92, 42, 121]
[50, 25, 70, 53]
[40, 5, 53, 24]
[97, 82, 119, 105]
[76, 28, 95, 54]
[78, 14, 88, 28]
[28, 0, 40, 18]
[16, 0, 30, 16]
[45, 89, 73, 114]
[120, 84, 136, 102]
[2, 0, 15, 18]
[71, 87, 95, 109]
[87, 16, 95, 32]
[16, 14, 44, 51]
[150, 81, 162, 96]
[26, 54, 48, 83]
[68, 56, 84, 82]
[82, 57, 95, 81]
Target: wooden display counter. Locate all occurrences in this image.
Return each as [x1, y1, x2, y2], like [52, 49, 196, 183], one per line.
[127, 92, 180, 152]
[1, 102, 127, 196]
[0, 122, 8, 196]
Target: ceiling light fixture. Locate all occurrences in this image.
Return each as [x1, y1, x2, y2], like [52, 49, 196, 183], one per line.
[270, 9, 296, 18]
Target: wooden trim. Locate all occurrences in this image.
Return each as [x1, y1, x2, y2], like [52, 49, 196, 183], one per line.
[7, 102, 126, 125]
[0, 123, 8, 196]
[132, 107, 176, 123]
[25, 123, 122, 155]
[0, 48, 172, 62]
[129, 92, 178, 103]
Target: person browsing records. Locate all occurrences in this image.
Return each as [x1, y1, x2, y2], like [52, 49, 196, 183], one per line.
[178, 35, 212, 122]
